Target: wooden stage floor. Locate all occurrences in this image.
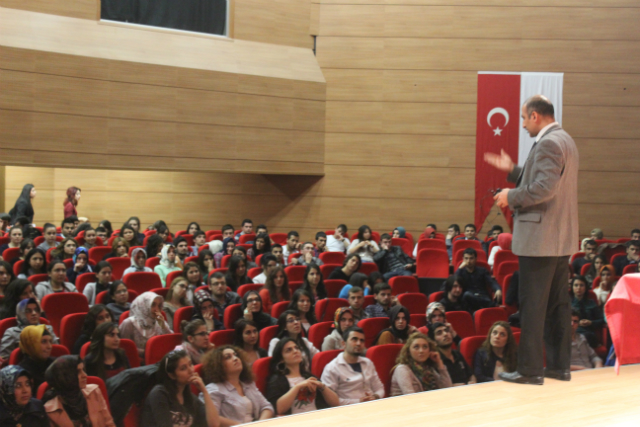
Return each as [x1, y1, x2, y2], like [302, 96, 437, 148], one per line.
[253, 365, 640, 426]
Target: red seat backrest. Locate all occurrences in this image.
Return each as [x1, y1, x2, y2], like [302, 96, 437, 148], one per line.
[105, 257, 131, 280]
[494, 261, 519, 287]
[284, 265, 306, 282]
[123, 272, 163, 294]
[145, 257, 161, 270]
[75, 272, 97, 294]
[237, 284, 263, 298]
[311, 350, 341, 378]
[41, 293, 89, 335]
[165, 271, 183, 288]
[570, 251, 585, 265]
[358, 317, 390, 348]
[493, 249, 519, 272]
[429, 291, 444, 304]
[459, 336, 486, 367]
[288, 281, 303, 294]
[59, 313, 87, 353]
[319, 252, 345, 265]
[452, 240, 483, 256]
[416, 249, 449, 278]
[363, 295, 375, 309]
[88, 247, 112, 265]
[223, 304, 242, 330]
[409, 313, 426, 328]
[623, 264, 639, 275]
[247, 267, 262, 279]
[397, 293, 428, 314]
[259, 325, 278, 350]
[80, 338, 140, 368]
[389, 276, 419, 295]
[205, 230, 221, 241]
[474, 307, 508, 336]
[209, 330, 235, 347]
[11, 344, 68, 365]
[319, 264, 341, 279]
[269, 234, 288, 245]
[446, 311, 476, 338]
[270, 301, 290, 319]
[173, 306, 194, 332]
[367, 344, 403, 397]
[324, 279, 347, 298]
[12, 260, 23, 276]
[251, 356, 271, 395]
[27, 274, 49, 287]
[308, 321, 334, 350]
[416, 239, 447, 253]
[221, 255, 231, 268]
[315, 298, 349, 322]
[239, 234, 257, 244]
[391, 238, 412, 257]
[287, 253, 303, 265]
[2, 247, 20, 262]
[118, 311, 130, 325]
[358, 263, 379, 276]
[603, 246, 626, 263]
[145, 333, 183, 365]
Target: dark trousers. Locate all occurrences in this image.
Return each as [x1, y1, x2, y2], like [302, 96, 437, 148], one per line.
[518, 256, 571, 376]
[462, 291, 497, 312]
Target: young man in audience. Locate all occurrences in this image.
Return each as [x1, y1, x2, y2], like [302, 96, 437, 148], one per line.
[570, 309, 603, 371]
[631, 228, 640, 241]
[321, 326, 385, 405]
[235, 219, 253, 242]
[271, 244, 285, 266]
[37, 223, 59, 251]
[348, 286, 369, 323]
[208, 271, 242, 321]
[439, 275, 467, 312]
[95, 226, 108, 243]
[572, 239, 597, 276]
[282, 231, 300, 265]
[83, 227, 98, 249]
[445, 224, 461, 259]
[456, 248, 501, 313]
[315, 232, 327, 256]
[291, 242, 324, 266]
[463, 224, 480, 242]
[256, 224, 268, 235]
[613, 240, 639, 276]
[173, 236, 191, 263]
[326, 224, 350, 253]
[482, 225, 503, 253]
[191, 230, 207, 255]
[364, 282, 394, 318]
[253, 254, 278, 284]
[60, 217, 76, 238]
[430, 322, 476, 386]
[221, 224, 235, 240]
[374, 233, 415, 280]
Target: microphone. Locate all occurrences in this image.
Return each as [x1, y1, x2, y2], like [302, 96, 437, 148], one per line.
[492, 188, 502, 196]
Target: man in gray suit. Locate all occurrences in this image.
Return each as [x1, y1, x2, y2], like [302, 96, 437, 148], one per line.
[485, 95, 579, 385]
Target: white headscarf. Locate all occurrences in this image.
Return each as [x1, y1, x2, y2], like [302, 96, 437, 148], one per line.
[159, 244, 176, 268]
[129, 247, 147, 271]
[130, 291, 163, 336]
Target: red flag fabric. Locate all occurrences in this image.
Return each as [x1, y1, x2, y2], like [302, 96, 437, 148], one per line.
[475, 74, 521, 232]
[604, 274, 640, 374]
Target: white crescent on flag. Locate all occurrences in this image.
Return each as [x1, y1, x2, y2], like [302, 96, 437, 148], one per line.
[487, 107, 509, 127]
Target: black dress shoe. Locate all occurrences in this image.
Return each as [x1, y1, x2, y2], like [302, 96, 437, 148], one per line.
[498, 371, 544, 385]
[544, 368, 571, 381]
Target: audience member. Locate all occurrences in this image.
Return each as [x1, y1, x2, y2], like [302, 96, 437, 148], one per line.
[214, 238, 235, 269]
[364, 282, 394, 318]
[613, 240, 639, 276]
[572, 239, 598, 276]
[207, 272, 241, 323]
[50, 237, 77, 261]
[35, 260, 77, 300]
[291, 242, 324, 267]
[18, 325, 55, 390]
[455, 248, 501, 312]
[282, 232, 301, 265]
[0, 365, 48, 426]
[374, 305, 414, 345]
[0, 227, 23, 255]
[482, 225, 503, 254]
[252, 254, 277, 285]
[429, 322, 476, 386]
[120, 292, 173, 359]
[585, 254, 607, 287]
[266, 337, 339, 415]
[233, 319, 267, 366]
[144, 234, 164, 260]
[198, 249, 216, 283]
[11, 238, 35, 270]
[425, 302, 461, 346]
[192, 290, 223, 332]
[347, 225, 380, 263]
[241, 291, 276, 332]
[59, 218, 76, 239]
[0, 298, 58, 360]
[72, 305, 113, 355]
[327, 253, 361, 283]
[81, 227, 98, 250]
[338, 272, 371, 299]
[374, 233, 414, 280]
[487, 233, 512, 268]
[259, 266, 290, 313]
[83, 261, 112, 306]
[594, 265, 616, 305]
[94, 227, 109, 245]
[175, 319, 214, 365]
[99, 220, 113, 238]
[234, 219, 253, 243]
[191, 230, 207, 256]
[221, 224, 235, 240]
[84, 322, 130, 380]
[154, 244, 181, 287]
[570, 276, 604, 348]
[122, 248, 151, 278]
[347, 286, 369, 323]
[172, 237, 192, 265]
[0, 261, 16, 296]
[320, 327, 384, 405]
[247, 233, 271, 261]
[390, 332, 452, 396]
[224, 256, 252, 293]
[105, 281, 130, 323]
[288, 289, 317, 334]
[201, 345, 274, 424]
[64, 248, 92, 286]
[186, 222, 201, 236]
[0, 280, 37, 320]
[37, 224, 58, 252]
[326, 225, 350, 253]
[101, 237, 129, 261]
[125, 216, 145, 242]
[271, 244, 285, 266]
[120, 224, 142, 248]
[314, 232, 327, 256]
[268, 311, 319, 369]
[569, 310, 603, 371]
[462, 224, 480, 242]
[474, 321, 518, 382]
[162, 277, 190, 328]
[439, 275, 467, 313]
[300, 264, 327, 301]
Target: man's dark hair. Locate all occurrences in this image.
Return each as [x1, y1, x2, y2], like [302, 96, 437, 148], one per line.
[373, 282, 391, 295]
[193, 230, 206, 239]
[631, 228, 640, 236]
[342, 326, 364, 342]
[95, 226, 107, 233]
[464, 223, 476, 231]
[584, 239, 597, 248]
[524, 95, 555, 118]
[443, 275, 462, 294]
[337, 224, 348, 234]
[287, 231, 299, 239]
[571, 309, 580, 318]
[348, 286, 363, 295]
[61, 217, 75, 226]
[256, 224, 268, 232]
[242, 219, 252, 226]
[221, 224, 234, 234]
[380, 233, 392, 241]
[463, 247, 477, 258]
[271, 244, 282, 250]
[448, 224, 460, 233]
[210, 272, 225, 281]
[428, 322, 447, 341]
[426, 223, 437, 230]
[260, 254, 277, 267]
[626, 240, 640, 249]
[173, 236, 187, 247]
[43, 223, 56, 232]
[315, 231, 327, 240]
[490, 225, 503, 233]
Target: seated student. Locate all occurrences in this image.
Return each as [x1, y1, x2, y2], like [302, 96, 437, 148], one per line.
[17, 248, 47, 279]
[234, 319, 268, 366]
[234, 219, 253, 243]
[425, 302, 461, 346]
[314, 232, 327, 257]
[192, 290, 223, 332]
[320, 326, 385, 405]
[439, 275, 468, 313]
[173, 236, 192, 265]
[571, 275, 604, 348]
[119, 292, 173, 360]
[288, 289, 317, 334]
[487, 232, 510, 268]
[144, 234, 164, 260]
[102, 237, 130, 261]
[81, 227, 98, 250]
[224, 256, 252, 293]
[585, 254, 607, 287]
[83, 261, 113, 306]
[322, 307, 355, 351]
[571, 239, 598, 276]
[267, 311, 319, 370]
[613, 240, 639, 276]
[266, 337, 339, 416]
[374, 233, 415, 280]
[327, 253, 362, 283]
[201, 345, 274, 424]
[474, 321, 518, 383]
[12, 238, 35, 270]
[300, 264, 328, 301]
[252, 254, 277, 285]
[455, 248, 501, 312]
[119, 224, 142, 249]
[214, 237, 236, 269]
[570, 309, 603, 371]
[338, 272, 371, 299]
[346, 286, 369, 323]
[182, 262, 204, 304]
[124, 217, 145, 242]
[282, 232, 301, 266]
[390, 332, 452, 396]
[429, 322, 476, 386]
[326, 224, 350, 253]
[185, 221, 201, 236]
[594, 264, 616, 305]
[175, 319, 214, 365]
[18, 325, 55, 390]
[374, 305, 416, 345]
[50, 238, 77, 261]
[232, 246, 257, 270]
[84, 322, 130, 380]
[197, 249, 216, 284]
[0, 226, 23, 255]
[0, 365, 48, 427]
[105, 281, 130, 323]
[241, 291, 276, 332]
[58, 218, 76, 239]
[162, 277, 190, 328]
[143, 350, 221, 427]
[122, 247, 152, 278]
[0, 280, 37, 320]
[0, 261, 15, 297]
[462, 223, 481, 243]
[0, 298, 59, 360]
[37, 224, 59, 252]
[347, 225, 380, 263]
[154, 244, 181, 287]
[364, 282, 394, 318]
[72, 305, 113, 355]
[191, 230, 207, 256]
[206, 272, 241, 322]
[246, 233, 271, 263]
[271, 244, 285, 266]
[259, 266, 290, 314]
[290, 242, 324, 267]
[482, 225, 502, 255]
[35, 260, 77, 301]
[94, 227, 109, 246]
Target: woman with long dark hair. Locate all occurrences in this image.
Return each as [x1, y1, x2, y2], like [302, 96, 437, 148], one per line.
[125, 216, 145, 242]
[35, 260, 77, 301]
[233, 319, 267, 366]
[50, 238, 77, 261]
[119, 224, 142, 248]
[144, 234, 164, 260]
[259, 266, 290, 314]
[9, 184, 35, 224]
[224, 256, 252, 293]
[84, 322, 130, 380]
[300, 263, 327, 300]
[72, 305, 113, 355]
[214, 238, 235, 269]
[474, 321, 518, 382]
[0, 365, 48, 426]
[98, 220, 113, 239]
[17, 248, 46, 279]
[197, 249, 216, 284]
[287, 289, 317, 334]
[63, 187, 81, 219]
[347, 225, 380, 263]
[0, 261, 16, 296]
[241, 291, 276, 332]
[182, 262, 203, 304]
[246, 233, 271, 261]
[105, 281, 130, 323]
[186, 222, 201, 235]
[267, 310, 318, 369]
[0, 280, 36, 320]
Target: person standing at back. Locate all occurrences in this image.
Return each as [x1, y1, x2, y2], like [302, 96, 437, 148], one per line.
[485, 95, 579, 385]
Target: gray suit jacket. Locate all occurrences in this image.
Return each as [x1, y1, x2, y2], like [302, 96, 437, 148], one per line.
[506, 124, 579, 257]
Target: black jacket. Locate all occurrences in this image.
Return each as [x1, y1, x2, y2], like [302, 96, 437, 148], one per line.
[106, 364, 159, 426]
[9, 200, 34, 224]
[266, 373, 328, 416]
[0, 398, 48, 427]
[373, 246, 414, 274]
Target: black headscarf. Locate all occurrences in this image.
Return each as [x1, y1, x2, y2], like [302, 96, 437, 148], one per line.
[241, 291, 273, 332]
[0, 365, 32, 420]
[374, 305, 411, 344]
[42, 356, 88, 423]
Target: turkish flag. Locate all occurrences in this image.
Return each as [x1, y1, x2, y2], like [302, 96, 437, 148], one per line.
[475, 74, 521, 232]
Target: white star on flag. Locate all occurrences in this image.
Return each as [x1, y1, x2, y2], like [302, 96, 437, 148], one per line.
[493, 127, 502, 136]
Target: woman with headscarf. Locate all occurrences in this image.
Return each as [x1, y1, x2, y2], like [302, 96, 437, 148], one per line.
[0, 280, 37, 320]
[321, 307, 354, 351]
[0, 365, 48, 426]
[594, 264, 617, 306]
[154, 244, 181, 287]
[82, 261, 113, 306]
[392, 227, 406, 239]
[0, 298, 59, 360]
[18, 325, 55, 390]
[241, 291, 276, 332]
[63, 187, 81, 219]
[65, 247, 93, 286]
[426, 302, 461, 346]
[42, 355, 115, 427]
[214, 237, 235, 269]
[191, 290, 223, 332]
[9, 184, 35, 224]
[119, 292, 172, 359]
[374, 305, 415, 345]
[488, 233, 513, 268]
[72, 305, 113, 355]
[122, 247, 152, 278]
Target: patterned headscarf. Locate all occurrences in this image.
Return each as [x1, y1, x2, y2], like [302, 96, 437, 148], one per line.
[15, 297, 41, 327]
[19, 325, 49, 360]
[192, 290, 215, 319]
[42, 355, 88, 422]
[129, 247, 147, 270]
[72, 247, 89, 264]
[426, 302, 446, 324]
[130, 292, 163, 335]
[333, 307, 354, 334]
[159, 244, 176, 268]
[0, 365, 32, 419]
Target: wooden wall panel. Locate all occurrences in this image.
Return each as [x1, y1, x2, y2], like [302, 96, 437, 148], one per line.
[0, 0, 97, 20]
